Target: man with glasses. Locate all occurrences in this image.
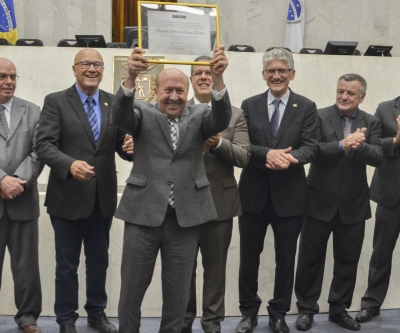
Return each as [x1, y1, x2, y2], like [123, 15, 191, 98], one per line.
[35, 49, 132, 333]
[294, 73, 382, 331]
[236, 48, 318, 333]
[181, 56, 250, 333]
[0, 58, 42, 333]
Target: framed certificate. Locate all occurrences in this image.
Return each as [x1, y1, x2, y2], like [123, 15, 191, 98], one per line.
[137, 1, 220, 65]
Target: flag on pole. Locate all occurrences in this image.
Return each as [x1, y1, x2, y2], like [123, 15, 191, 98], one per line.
[284, 0, 305, 53]
[0, 0, 18, 45]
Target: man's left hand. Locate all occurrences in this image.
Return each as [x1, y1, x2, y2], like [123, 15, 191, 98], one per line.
[204, 133, 221, 148]
[210, 45, 228, 91]
[123, 134, 134, 155]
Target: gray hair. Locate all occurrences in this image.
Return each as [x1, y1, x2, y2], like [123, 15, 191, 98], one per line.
[262, 48, 294, 71]
[338, 73, 367, 94]
[191, 55, 211, 74]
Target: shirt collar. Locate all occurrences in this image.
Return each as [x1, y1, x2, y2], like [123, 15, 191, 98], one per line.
[1, 98, 13, 113]
[193, 95, 212, 108]
[336, 105, 358, 119]
[75, 83, 100, 106]
[268, 89, 290, 106]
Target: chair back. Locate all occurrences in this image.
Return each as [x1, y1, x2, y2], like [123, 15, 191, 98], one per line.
[227, 44, 255, 52]
[299, 48, 323, 54]
[0, 38, 9, 46]
[57, 39, 78, 47]
[16, 39, 44, 46]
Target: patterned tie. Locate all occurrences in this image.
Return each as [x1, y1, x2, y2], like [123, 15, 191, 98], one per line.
[343, 116, 351, 138]
[168, 119, 178, 207]
[270, 99, 281, 145]
[85, 97, 100, 144]
[0, 105, 9, 139]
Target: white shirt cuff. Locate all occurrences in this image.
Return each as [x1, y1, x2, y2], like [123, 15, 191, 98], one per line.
[210, 84, 226, 101]
[121, 81, 136, 97]
[212, 137, 223, 150]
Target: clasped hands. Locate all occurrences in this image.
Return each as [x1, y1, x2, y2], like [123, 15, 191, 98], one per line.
[393, 116, 400, 147]
[0, 175, 26, 200]
[266, 147, 299, 170]
[342, 127, 367, 151]
[204, 133, 221, 149]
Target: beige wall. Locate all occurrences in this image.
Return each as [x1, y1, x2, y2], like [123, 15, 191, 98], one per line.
[1, 46, 400, 317]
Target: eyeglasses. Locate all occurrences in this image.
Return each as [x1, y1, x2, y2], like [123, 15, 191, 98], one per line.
[192, 70, 212, 77]
[264, 69, 292, 75]
[0, 74, 19, 82]
[74, 61, 104, 69]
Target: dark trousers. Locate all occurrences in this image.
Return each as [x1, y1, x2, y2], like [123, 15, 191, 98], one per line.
[0, 208, 41, 327]
[51, 198, 112, 325]
[118, 214, 201, 333]
[295, 213, 365, 315]
[182, 218, 233, 332]
[361, 203, 400, 310]
[238, 196, 303, 318]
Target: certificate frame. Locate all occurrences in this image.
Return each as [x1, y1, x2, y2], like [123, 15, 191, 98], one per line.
[137, 1, 220, 66]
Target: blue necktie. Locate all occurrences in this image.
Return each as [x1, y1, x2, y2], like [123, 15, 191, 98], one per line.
[85, 97, 100, 144]
[271, 99, 281, 145]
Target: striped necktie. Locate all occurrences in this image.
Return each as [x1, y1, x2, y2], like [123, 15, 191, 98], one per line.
[0, 105, 9, 139]
[168, 119, 178, 208]
[85, 97, 100, 144]
[343, 116, 351, 138]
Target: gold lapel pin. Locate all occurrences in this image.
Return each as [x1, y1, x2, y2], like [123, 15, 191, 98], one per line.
[293, 104, 298, 107]
[104, 102, 109, 106]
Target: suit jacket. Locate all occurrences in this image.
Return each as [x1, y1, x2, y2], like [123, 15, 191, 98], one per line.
[0, 96, 42, 221]
[35, 85, 130, 220]
[238, 89, 318, 217]
[306, 104, 383, 224]
[111, 88, 232, 227]
[187, 98, 250, 221]
[370, 97, 400, 207]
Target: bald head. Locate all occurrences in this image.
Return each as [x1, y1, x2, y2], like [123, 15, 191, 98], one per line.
[72, 49, 104, 96]
[0, 57, 17, 104]
[155, 68, 189, 119]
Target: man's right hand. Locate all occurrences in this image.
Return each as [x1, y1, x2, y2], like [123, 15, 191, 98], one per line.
[124, 47, 149, 90]
[266, 147, 299, 170]
[393, 116, 400, 147]
[0, 175, 26, 199]
[70, 160, 95, 181]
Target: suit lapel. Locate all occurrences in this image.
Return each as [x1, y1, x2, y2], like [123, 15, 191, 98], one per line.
[154, 103, 175, 151]
[8, 97, 25, 141]
[97, 91, 111, 148]
[393, 97, 400, 119]
[275, 93, 297, 146]
[352, 108, 364, 132]
[68, 85, 96, 146]
[256, 91, 273, 146]
[328, 105, 345, 140]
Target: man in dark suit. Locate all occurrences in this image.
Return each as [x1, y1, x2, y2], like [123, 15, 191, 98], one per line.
[236, 48, 318, 333]
[0, 58, 42, 333]
[294, 73, 383, 331]
[111, 46, 231, 333]
[181, 56, 250, 333]
[356, 96, 400, 323]
[35, 49, 132, 333]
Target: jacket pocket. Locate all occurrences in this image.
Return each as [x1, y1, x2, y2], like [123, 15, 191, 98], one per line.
[195, 176, 210, 188]
[126, 175, 147, 186]
[222, 178, 237, 188]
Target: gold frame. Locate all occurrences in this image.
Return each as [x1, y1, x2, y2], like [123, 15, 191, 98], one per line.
[138, 1, 220, 65]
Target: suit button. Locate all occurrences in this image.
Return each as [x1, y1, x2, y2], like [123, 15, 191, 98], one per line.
[167, 181, 171, 185]
[6, 144, 10, 148]
[8, 162, 11, 166]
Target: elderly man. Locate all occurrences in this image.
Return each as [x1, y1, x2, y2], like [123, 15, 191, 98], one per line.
[35, 49, 132, 333]
[111, 46, 231, 333]
[0, 58, 42, 333]
[236, 48, 318, 333]
[356, 93, 400, 323]
[294, 74, 382, 331]
[181, 56, 250, 333]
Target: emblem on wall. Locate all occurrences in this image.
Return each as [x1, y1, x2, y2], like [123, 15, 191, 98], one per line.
[113, 56, 165, 104]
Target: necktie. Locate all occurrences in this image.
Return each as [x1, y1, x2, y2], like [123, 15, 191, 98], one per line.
[168, 119, 177, 207]
[85, 97, 100, 144]
[0, 105, 9, 139]
[343, 116, 351, 138]
[270, 99, 281, 145]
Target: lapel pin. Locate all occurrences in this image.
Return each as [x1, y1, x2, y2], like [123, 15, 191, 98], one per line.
[293, 104, 298, 107]
[104, 102, 108, 106]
